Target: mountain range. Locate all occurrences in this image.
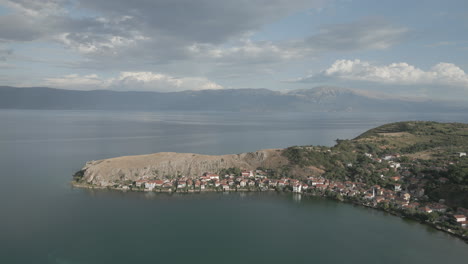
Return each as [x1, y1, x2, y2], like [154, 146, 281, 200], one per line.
[0, 86, 464, 112]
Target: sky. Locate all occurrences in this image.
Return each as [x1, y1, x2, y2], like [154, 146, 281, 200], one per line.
[0, 0, 468, 100]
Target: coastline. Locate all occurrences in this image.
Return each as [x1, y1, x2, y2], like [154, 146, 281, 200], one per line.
[71, 181, 468, 244]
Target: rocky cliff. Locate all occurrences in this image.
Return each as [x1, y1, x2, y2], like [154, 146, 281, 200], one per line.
[75, 149, 289, 187]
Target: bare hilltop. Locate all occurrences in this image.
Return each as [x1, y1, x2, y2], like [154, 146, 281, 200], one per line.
[75, 149, 289, 187]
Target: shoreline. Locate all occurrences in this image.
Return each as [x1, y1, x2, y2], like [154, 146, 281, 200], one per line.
[71, 181, 468, 244]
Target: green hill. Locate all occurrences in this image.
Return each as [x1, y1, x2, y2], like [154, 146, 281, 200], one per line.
[283, 121, 468, 207]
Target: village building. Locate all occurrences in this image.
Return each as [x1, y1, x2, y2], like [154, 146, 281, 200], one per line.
[135, 180, 147, 188]
[453, 215, 466, 223]
[239, 179, 247, 187]
[241, 170, 254, 177]
[145, 181, 156, 190]
[204, 173, 220, 180]
[292, 184, 302, 193]
[177, 180, 186, 189]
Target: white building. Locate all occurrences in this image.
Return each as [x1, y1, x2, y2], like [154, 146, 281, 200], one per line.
[293, 184, 302, 193]
[145, 181, 156, 190]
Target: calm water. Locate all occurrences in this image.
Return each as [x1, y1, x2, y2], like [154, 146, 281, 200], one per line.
[1, 110, 468, 264]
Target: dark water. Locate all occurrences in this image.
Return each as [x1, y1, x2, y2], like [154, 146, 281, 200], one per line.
[1, 110, 468, 264]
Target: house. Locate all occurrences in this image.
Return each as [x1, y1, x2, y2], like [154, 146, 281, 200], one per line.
[177, 181, 186, 188]
[152, 180, 164, 187]
[375, 196, 385, 203]
[241, 171, 254, 177]
[239, 179, 247, 187]
[395, 198, 409, 207]
[390, 176, 401, 182]
[310, 178, 325, 186]
[145, 181, 157, 190]
[256, 170, 267, 177]
[364, 153, 373, 158]
[420, 207, 432, 213]
[292, 184, 302, 193]
[162, 182, 173, 189]
[135, 180, 147, 188]
[394, 184, 402, 192]
[430, 203, 448, 213]
[401, 192, 411, 201]
[335, 184, 346, 192]
[204, 173, 220, 180]
[248, 180, 256, 187]
[278, 180, 287, 187]
[453, 215, 466, 223]
[186, 179, 193, 187]
[221, 184, 230, 191]
[459, 152, 467, 157]
[289, 179, 300, 186]
[258, 179, 267, 188]
[269, 179, 278, 187]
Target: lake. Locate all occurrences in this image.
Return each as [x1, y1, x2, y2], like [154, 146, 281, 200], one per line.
[1, 110, 468, 263]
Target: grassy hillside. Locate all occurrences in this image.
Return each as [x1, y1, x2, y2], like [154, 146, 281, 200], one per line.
[283, 121, 468, 208]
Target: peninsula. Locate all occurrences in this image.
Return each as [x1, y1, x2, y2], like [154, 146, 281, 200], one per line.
[73, 121, 468, 242]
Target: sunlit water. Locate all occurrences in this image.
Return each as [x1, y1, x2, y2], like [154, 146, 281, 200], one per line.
[1, 110, 467, 263]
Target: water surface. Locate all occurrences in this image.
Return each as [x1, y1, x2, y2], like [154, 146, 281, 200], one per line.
[1, 110, 467, 263]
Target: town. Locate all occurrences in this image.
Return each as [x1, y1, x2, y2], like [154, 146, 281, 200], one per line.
[114, 151, 468, 241]
[74, 122, 468, 243]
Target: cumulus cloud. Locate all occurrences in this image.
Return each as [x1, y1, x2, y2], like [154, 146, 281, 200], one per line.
[298, 59, 468, 87]
[43, 72, 223, 92]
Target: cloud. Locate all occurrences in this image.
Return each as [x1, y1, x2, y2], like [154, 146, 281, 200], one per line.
[297, 59, 468, 87]
[74, 0, 320, 44]
[304, 19, 408, 51]
[186, 19, 408, 67]
[0, 0, 409, 73]
[187, 39, 303, 65]
[43, 72, 223, 92]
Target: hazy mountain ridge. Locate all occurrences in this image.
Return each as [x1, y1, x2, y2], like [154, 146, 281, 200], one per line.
[0, 86, 464, 112]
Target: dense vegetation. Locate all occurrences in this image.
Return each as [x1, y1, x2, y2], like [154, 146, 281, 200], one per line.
[282, 121, 468, 208]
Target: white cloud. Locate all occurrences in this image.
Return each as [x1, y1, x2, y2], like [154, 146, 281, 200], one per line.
[187, 39, 303, 65]
[43, 72, 223, 92]
[299, 59, 468, 87]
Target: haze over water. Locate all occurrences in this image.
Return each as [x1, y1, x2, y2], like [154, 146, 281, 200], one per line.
[1, 110, 468, 263]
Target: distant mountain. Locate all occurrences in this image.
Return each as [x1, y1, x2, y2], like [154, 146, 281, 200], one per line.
[0, 86, 464, 112]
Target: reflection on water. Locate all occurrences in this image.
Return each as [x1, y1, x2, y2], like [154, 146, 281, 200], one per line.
[293, 193, 302, 203]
